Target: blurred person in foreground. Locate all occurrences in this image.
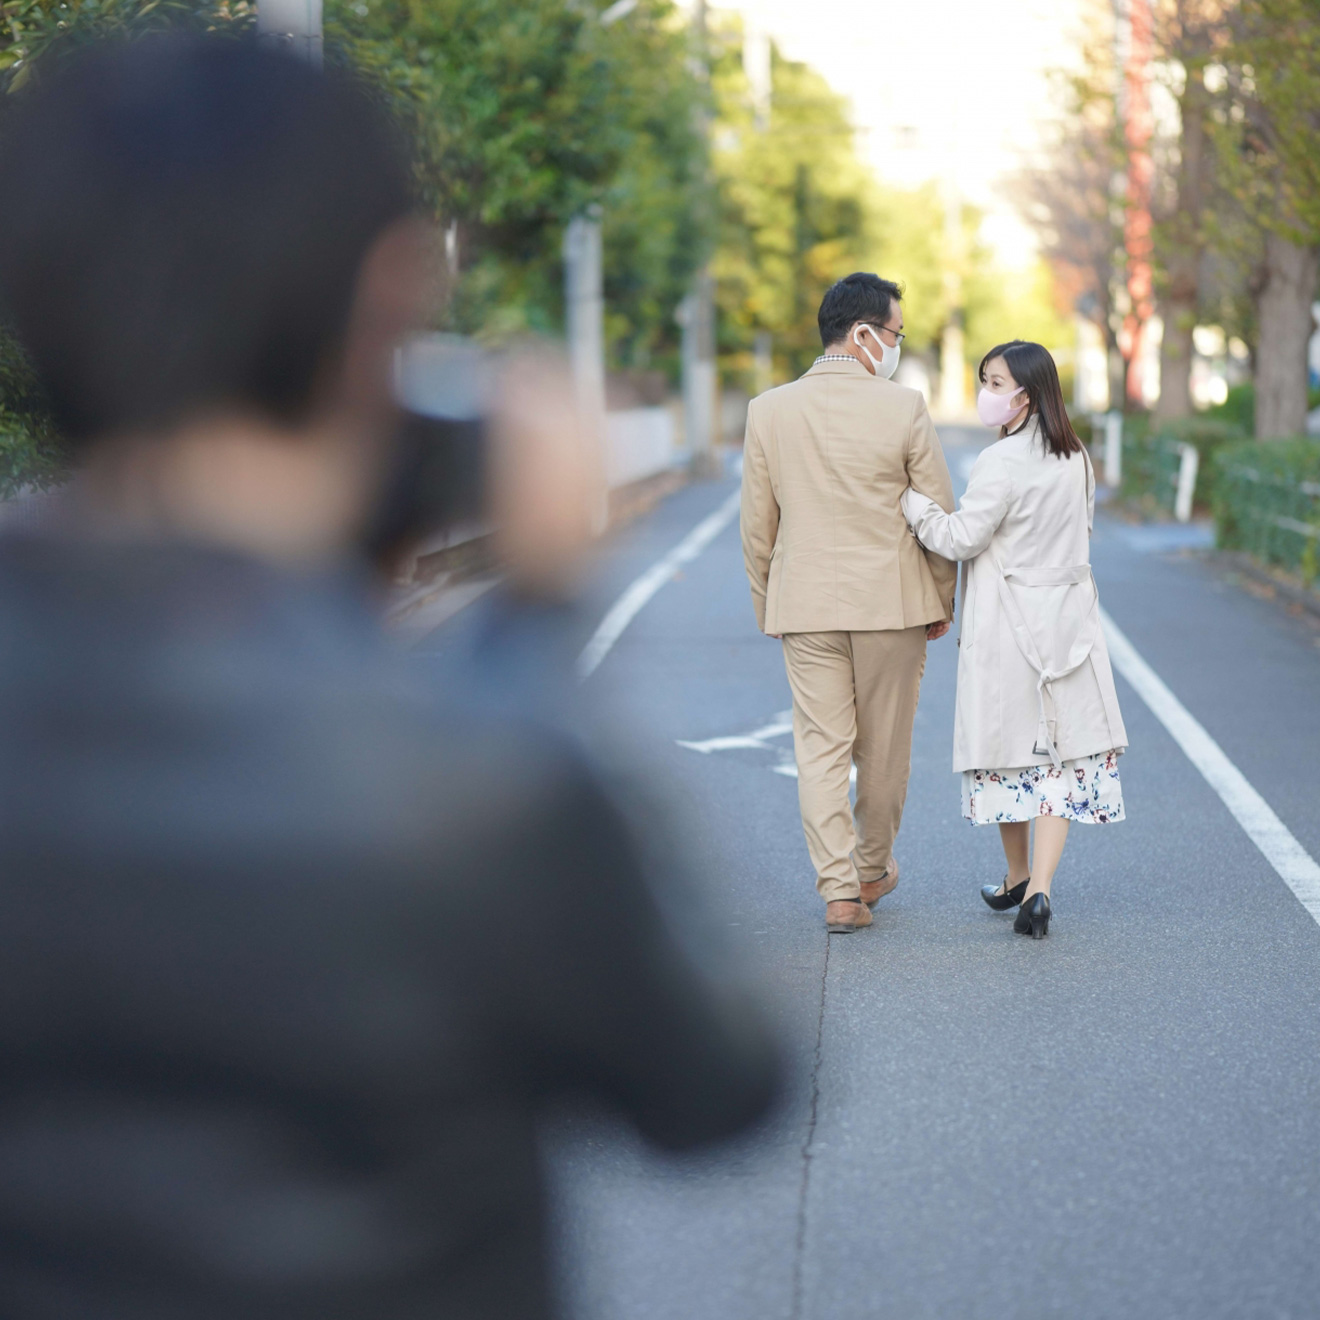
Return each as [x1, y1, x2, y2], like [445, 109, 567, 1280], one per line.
[0, 36, 779, 1319]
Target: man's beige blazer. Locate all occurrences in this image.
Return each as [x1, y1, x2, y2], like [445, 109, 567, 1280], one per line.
[741, 357, 956, 635]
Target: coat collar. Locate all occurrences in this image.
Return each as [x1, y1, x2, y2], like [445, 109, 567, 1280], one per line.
[1001, 415, 1043, 446]
[803, 356, 872, 379]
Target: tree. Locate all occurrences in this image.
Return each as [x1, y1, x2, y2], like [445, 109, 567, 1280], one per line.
[1017, 20, 1129, 411]
[707, 23, 1048, 393]
[330, 0, 706, 371]
[1210, 0, 1320, 438]
[0, 0, 709, 488]
[709, 24, 877, 385]
[1150, 0, 1234, 419]
[0, 0, 254, 493]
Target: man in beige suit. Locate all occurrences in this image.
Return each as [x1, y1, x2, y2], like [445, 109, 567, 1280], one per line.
[741, 273, 956, 934]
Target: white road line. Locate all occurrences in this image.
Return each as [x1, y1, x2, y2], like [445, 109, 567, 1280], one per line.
[677, 714, 793, 755]
[1101, 606, 1320, 923]
[678, 735, 778, 754]
[773, 762, 858, 785]
[576, 488, 742, 680]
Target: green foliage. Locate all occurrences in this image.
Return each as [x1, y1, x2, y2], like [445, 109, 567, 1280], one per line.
[1210, 0, 1320, 246]
[1214, 436, 1320, 577]
[964, 257, 1075, 380]
[0, 0, 707, 479]
[329, 0, 706, 367]
[0, 0, 253, 93]
[1, 0, 256, 491]
[1204, 382, 1258, 432]
[709, 28, 874, 384]
[710, 18, 1074, 393]
[1119, 411, 1249, 515]
[0, 328, 64, 495]
[1204, 382, 1320, 432]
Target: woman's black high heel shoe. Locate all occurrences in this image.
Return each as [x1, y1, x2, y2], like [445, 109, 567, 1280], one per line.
[980, 875, 1029, 911]
[1014, 892, 1051, 939]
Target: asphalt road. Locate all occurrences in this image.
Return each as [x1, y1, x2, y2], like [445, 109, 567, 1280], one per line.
[423, 427, 1320, 1320]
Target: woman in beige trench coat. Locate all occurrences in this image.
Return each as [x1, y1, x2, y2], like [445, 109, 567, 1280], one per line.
[902, 341, 1128, 939]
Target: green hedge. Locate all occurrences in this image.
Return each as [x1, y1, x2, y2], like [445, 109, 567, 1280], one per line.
[1213, 438, 1320, 582]
[0, 328, 64, 498]
[1120, 413, 1248, 515]
[1203, 383, 1320, 435]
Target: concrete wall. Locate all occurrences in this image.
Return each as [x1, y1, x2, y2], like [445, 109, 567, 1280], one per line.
[605, 406, 679, 489]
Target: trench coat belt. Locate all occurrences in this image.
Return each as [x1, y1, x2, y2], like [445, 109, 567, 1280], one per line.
[993, 560, 1099, 769]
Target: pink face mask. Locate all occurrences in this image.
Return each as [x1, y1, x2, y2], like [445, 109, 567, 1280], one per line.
[976, 386, 1026, 429]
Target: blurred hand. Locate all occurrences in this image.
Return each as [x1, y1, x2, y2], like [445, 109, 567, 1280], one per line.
[926, 620, 951, 641]
[488, 345, 606, 598]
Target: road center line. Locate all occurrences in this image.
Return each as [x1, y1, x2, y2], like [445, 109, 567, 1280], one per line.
[576, 488, 741, 680]
[1101, 606, 1320, 924]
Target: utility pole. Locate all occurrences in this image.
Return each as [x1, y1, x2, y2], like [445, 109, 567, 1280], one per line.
[745, 19, 772, 395]
[256, 0, 323, 67]
[563, 207, 608, 462]
[683, 0, 721, 478]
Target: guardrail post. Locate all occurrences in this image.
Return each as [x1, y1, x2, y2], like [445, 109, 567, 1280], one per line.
[1104, 411, 1123, 487]
[1174, 443, 1199, 523]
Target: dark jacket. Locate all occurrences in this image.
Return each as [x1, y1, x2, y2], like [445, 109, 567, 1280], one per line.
[0, 536, 779, 1319]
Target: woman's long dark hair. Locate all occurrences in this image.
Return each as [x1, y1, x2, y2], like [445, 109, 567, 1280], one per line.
[978, 340, 1082, 458]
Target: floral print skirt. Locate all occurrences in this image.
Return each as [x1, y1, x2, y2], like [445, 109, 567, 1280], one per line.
[962, 750, 1125, 825]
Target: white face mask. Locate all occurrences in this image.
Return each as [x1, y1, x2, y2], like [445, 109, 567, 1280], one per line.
[853, 324, 901, 379]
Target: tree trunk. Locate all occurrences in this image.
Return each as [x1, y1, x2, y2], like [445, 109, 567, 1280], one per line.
[1156, 64, 1209, 421]
[1254, 232, 1319, 439]
[1157, 306, 1196, 418]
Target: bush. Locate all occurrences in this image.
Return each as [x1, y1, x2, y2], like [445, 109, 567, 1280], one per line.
[1213, 437, 1320, 581]
[0, 328, 64, 497]
[1119, 412, 1248, 515]
[1204, 383, 1320, 434]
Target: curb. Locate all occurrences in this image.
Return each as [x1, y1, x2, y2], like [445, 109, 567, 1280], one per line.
[1210, 551, 1320, 622]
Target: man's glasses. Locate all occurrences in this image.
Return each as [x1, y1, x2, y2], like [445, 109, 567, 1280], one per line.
[863, 323, 905, 344]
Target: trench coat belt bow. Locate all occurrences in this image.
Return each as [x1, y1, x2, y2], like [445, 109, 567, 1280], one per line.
[993, 559, 1102, 770]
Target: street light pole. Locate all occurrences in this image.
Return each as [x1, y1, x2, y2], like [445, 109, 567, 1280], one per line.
[256, 0, 323, 68]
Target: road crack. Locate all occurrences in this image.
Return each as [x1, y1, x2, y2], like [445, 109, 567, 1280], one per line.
[791, 932, 831, 1320]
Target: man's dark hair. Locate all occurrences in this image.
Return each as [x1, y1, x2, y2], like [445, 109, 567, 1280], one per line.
[0, 37, 415, 444]
[817, 273, 903, 348]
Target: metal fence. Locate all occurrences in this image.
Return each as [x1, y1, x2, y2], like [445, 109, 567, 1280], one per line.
[1123, 431, 1188, 517]
[1217, 463, 1320, 580]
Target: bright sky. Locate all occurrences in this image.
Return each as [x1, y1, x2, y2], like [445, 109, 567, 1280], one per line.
[721, 0, 1090, 268]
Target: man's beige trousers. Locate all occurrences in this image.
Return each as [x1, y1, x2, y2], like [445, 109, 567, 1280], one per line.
[781, 626, 927, 902]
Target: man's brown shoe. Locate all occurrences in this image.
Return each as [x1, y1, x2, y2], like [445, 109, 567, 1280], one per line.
[859, 860, 899, 909]
[825, 899, 873, 934]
